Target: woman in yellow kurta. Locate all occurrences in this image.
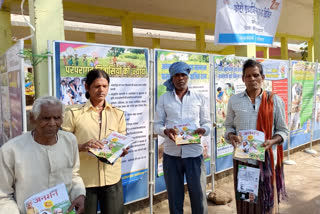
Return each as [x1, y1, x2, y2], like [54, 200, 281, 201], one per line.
[62, 69, 128, 214]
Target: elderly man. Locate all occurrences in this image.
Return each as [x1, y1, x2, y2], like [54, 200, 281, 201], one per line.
[154, 61, 211, 214]
[225, 59, 288, 213]
[0, 96, 85, 214]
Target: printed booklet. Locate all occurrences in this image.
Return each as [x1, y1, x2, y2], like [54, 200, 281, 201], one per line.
[234, 130, 265, 162]
[24, 183, 75, 214]
[174, 123, 201, 145]
[89, 131, 134, 164]
[236, 165, 260, 203]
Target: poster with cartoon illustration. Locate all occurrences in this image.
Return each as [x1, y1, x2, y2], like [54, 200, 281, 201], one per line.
[214, 55, 247, 172]
[290, 61, 315, 148]
[53, 41, 149, 203]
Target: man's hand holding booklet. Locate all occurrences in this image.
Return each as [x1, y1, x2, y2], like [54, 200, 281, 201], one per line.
[234, 130, 265, 162]
[88, 132, 134, 164]
[172, 123, 202, 145]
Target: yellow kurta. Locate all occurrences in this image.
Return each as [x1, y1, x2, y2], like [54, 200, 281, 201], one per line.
[61, 100, 126, 187]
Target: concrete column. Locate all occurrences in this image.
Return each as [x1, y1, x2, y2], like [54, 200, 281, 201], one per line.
[29, 0, 65, 97]
[308, 40, 314, 62]
[0, 9, 12, 55]
[263, 47, 269, 59]
[280, 37, 288, 60]
[86, 32, 96, 43]
[121, 16, 133, 46]
[314, 0, 320, 61]
[235, 45, 256, 58]
[152, 38, 160, 49]
[196, 26, 206, 53]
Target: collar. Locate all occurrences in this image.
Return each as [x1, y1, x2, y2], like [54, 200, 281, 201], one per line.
[241, 88, 264, 99]
[172, 88, 191, 96]
[84, 99, 112, 112]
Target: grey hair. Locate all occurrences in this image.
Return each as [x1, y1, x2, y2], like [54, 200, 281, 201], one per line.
[31, 96, 64, 120]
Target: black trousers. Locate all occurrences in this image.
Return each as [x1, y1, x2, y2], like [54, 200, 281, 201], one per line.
[84, 179, 124, 214]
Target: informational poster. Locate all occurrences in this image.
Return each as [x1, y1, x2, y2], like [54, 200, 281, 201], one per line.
[53, 41, 149, 203]
[154, 50, 211, 193]
[289, 61, 315, 148]
[214, 55, 246, 172]
[259, 59, 289, 121]
[6, 43, 23, 138]
[313, 64, 320, 140]
[214, 0, 282, 46]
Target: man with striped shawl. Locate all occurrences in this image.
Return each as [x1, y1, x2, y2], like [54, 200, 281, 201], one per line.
[225, 59, 289, 214]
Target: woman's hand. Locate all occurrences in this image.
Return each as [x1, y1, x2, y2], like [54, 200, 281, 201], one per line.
[79, 139, 105, 152]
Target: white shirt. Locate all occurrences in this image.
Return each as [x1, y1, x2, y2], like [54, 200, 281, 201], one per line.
[154, 89, 211, 158]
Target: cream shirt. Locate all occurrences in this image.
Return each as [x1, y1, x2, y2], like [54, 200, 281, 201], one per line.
[61, 100, 126, 187]
[0, 131, 85, 214]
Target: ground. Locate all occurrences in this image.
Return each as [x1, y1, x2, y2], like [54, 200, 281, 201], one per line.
[124, 143, 320, 214]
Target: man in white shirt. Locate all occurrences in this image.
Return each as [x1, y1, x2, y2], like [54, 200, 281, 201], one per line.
[154, 62, 211, 214]
[0, 96, 85, 214]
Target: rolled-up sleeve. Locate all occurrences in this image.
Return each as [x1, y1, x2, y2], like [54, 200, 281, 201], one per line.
[199, 95, 211, 136]
[273, 95, 289, 143]
[154, 95, 167, 138]
[224, 97, 236, 143]
[69, 135, 86, 201]
[0, 148, 19, 214]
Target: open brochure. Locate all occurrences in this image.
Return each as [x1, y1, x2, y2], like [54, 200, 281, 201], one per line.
[234, 130, 265, 162]
[24, 183, 75, 214]
[174, 123, 201, 145]
[236, 165, 260, 203]
[89, 131, 135, 164]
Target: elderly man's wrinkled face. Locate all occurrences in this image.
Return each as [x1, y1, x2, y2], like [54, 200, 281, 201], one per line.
[172, 73, 188, 91]
[33, 103, 62, 137]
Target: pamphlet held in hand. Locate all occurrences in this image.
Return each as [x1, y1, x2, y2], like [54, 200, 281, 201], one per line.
[89, 131, 134, 164]
[173, 123, 201, 145]
[234, 130, 265, 162]
[24, 183, 75, 214]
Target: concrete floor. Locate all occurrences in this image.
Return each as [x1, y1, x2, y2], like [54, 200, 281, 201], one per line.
[127, 143, 320, 214]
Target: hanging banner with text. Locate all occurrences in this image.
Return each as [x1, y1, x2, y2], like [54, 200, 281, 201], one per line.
[289, 61, 315, 149]
[214, 55, 247, 172]
[214, 0, 282, 46]
[53, 41, 149, 204]
[154, 50, 211, 194]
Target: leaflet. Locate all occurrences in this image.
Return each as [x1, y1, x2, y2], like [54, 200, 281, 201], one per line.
[24, 183, 74, 214]
[174, 123, 200, 145]
[234, 130, 265, 162]
[89, 131, 135, 164]
[236, 165, 260, 203]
